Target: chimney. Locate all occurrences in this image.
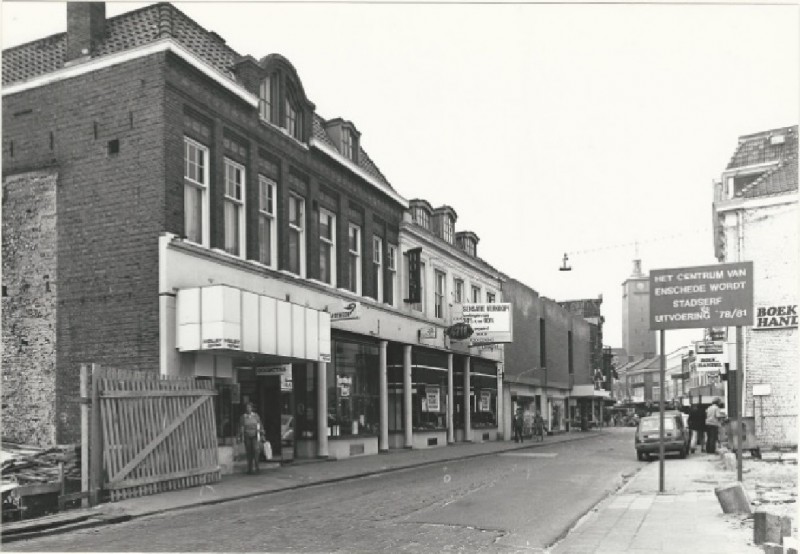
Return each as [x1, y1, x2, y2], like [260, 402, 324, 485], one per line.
[66, 2, 106, 62]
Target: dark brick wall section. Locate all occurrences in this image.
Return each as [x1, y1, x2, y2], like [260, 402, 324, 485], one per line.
[1, 171, 59, 446]
[2, 54, 167, 443]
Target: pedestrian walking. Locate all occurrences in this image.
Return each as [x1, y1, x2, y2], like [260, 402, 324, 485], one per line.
[514, 407, 524, 443]
[688, 404, 706, 453]
[239, 402, 264, 474]
[705, 398, 724, 454]
[533, 411, 545, 441]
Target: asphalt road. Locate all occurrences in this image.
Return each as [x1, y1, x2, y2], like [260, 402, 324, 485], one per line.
[14, 429, 643, 552]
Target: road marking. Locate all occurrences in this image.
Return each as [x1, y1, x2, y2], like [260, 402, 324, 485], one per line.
[499, 452, 558, 458]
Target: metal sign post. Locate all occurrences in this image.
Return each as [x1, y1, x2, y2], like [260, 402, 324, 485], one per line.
[659, 330, 666, 493]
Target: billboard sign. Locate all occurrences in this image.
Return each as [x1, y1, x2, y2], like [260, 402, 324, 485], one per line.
[456, 303, 513, 345]
[650, 262, 754, 330]
[694, 341, 724, 372]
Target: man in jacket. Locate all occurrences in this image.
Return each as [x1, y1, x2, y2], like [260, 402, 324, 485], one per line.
[240, 402, 263, 474]
[688, 404, 706, 453]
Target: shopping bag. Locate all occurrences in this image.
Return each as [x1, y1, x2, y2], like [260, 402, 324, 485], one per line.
[263, 440, 273, 461]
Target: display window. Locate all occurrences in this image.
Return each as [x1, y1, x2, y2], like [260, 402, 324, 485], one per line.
[327, 338, 380, 437]
[387, 346, 449, 432]
[454, 358, 498, 429]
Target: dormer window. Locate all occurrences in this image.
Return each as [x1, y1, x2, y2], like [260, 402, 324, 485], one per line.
[342, 130, 353, 160]
[285, 97, 299, 139]
[456, 231, 479, 257]
[442, 217, 454, 244]
[259, 75, 274, 123]
[413, 207, 430, 229]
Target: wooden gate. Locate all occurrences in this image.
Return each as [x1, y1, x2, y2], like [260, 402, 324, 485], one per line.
[96, 368, 220, 501]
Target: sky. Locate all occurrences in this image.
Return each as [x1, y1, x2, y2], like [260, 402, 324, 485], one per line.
[2, 0, 798, 354]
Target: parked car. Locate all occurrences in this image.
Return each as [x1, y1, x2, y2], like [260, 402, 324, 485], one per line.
[634, 411, 690, 461]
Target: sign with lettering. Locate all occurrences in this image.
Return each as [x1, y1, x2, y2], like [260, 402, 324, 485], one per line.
[456, 303, 513, 345]
[754, 304, 797, 330]
[202, 337, 241, 350]
[694, 341, 724, 372]
[479, 390, 491, 412]
[649, 262, 754, 330]
[425, 387, 441, 412]
[331, 302, 361, 321]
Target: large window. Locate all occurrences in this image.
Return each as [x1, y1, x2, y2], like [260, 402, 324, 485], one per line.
[347, 223, 362, 294]
[387, 347, 448, 433]
[183, 137, 209, 246]
[372, 236, 382, 301]
[258, 176, 277, 267]
[327, 340, 380, 437]
[319, 209, 336, 285]
[288, 194, 306, 276]
[386, 244, 397, 306]
[470, 361, 498, 429]
[258, 75, 273, 123]
[434, 270, 446, 319]
[454, 278, 464, 304]
[471, 285, 481, 303]
[223, 158, 245, 257]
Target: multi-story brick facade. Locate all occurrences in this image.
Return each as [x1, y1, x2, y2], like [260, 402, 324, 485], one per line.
[713, 125, 798, 448]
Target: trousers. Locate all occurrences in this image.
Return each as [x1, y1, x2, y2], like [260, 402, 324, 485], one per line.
[244, 435, 260, 473]
[706, 425, 719, 454]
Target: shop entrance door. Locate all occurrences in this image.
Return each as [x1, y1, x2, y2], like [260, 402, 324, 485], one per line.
[256, 374, 294, 460]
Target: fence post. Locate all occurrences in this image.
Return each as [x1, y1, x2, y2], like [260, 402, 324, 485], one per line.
[89, 363, 102, 505]
[80, 364, 89, 508]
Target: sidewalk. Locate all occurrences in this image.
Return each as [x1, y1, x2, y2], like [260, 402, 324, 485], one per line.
[550, 452, 762, 554]
[1, 431, 595, 542]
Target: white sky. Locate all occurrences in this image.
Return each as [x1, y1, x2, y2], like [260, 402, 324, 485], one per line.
[2, 1, 798, 354]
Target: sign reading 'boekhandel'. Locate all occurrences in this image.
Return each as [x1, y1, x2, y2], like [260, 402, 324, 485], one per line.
[649, 262, 753, 330]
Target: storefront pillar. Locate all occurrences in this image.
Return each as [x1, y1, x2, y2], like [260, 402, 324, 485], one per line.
[496, 364, 504, 440]
[446, 353, 454, 444]
[403, 345, 413, 448]
[379, 340, 389, 453]
[463, 356, 472, 442]
[316, 361, 329, 458]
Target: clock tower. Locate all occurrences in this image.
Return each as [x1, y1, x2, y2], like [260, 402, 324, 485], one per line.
[621, 258, 656, 359]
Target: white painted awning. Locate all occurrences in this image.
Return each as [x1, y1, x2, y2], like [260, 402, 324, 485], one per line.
[176, 285, 331, 362]
[571, 385, 611, 399]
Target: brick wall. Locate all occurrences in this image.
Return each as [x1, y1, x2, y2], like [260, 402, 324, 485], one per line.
[740, 201, 798, 447]
[1, 170, 59, 446]
[2, 54, 168, 443]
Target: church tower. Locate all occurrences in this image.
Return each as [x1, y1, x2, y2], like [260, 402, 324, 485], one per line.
[621, 257, 656, 359]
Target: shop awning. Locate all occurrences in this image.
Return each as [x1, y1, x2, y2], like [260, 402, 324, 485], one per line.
[571, 385, 611, 399]
[176, 285, 331, 362]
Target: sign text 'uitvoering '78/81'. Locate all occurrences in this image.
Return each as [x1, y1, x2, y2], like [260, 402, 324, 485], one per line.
[649, 261, 754, 330]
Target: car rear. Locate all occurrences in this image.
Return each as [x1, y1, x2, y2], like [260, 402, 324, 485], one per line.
[635, 415, 687, 459]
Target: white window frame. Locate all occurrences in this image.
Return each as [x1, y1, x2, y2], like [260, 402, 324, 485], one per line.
[434, 270, 446, 319]
[454, 278, 464, 304]
[285, 98, 299, 139]
[288, 193, 306, 277]
[223, 157, 246, 258]
[471, 285, 481, 304]
[183, 137, 210, 247]
[372, 236, 383, 302]
[342, 130, 353, 160]
[258, 76, 272, 123]
[319, 208, 337, 286]
[348, 223, 362, 295]
[442, 217, 454, 244]
[387, 244, 397, 307]
[258, 175, 277, 268]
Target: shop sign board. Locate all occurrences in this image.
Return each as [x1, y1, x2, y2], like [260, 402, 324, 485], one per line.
[255, 365, 289, 376]
[331, 301, 361, 321]
[694, 341, 724, 372]
[754, 304, 797, 330]
[650, 262, 753, 330]
[455, 303, 513, 345]
[425, 387, 440, 412]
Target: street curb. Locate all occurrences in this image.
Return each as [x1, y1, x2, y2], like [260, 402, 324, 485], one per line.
[1, 432, 601, 542]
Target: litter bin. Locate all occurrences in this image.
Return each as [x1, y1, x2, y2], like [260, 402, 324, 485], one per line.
[725, 417, 758, 453]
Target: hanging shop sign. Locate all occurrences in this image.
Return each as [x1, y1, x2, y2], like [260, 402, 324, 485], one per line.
[255, 365, 290, 377]
[455, 303, 513, 345]
[330, 301, 361, 321]
[426, 387, 441, 412]
[418, 327, 437, 340]
[649, 262, 754, 330]
[479, 390, 492, 412]
[754, 304, 797, 330]
[694, 341, 724, 373]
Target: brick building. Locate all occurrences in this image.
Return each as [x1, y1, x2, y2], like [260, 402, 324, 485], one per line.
[1, 2, 506, 464]
[712, 125, 798, 448]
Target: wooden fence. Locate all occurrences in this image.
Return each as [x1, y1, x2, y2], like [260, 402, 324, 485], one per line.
[94, 367, 220, 501]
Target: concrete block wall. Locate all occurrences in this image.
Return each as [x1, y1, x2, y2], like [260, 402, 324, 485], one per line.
[2, 55, 168, 443]
[1, 171, 59, 446]
[740, 201, 798, 447]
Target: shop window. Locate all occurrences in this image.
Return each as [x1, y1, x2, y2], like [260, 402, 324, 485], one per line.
[387, 347, 449, 432]
[326, 340, 379, 437]
[293, 363, 317, 440]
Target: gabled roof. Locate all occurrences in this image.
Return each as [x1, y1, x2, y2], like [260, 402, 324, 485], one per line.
[726, 125, 797, 170]
[740, 147, 798, 199]
[3, 2, 393, 190]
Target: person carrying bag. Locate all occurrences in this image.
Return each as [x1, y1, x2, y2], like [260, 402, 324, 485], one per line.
[705, 398, 724, 454]
[240, 402, 264, 474]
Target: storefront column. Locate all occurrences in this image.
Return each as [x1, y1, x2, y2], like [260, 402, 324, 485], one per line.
[316, 362, 329, 458]
[463, 356, 472, 442]
[403, 345, 413, 448]
[446, 353, 454, 444]
[379, 340, 389, 453]
[496, 364, 504, 440]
